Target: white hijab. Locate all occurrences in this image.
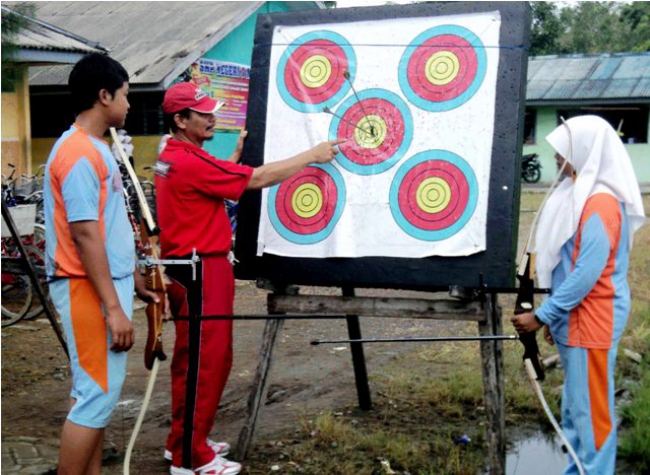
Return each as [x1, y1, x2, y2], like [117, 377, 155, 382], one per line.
[534, 115, 646, 288]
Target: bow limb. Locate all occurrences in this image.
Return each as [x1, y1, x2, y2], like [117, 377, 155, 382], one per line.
[523, 360, 585, 475]
[515, 258, 584, 474]
[123, 358, 160, 475]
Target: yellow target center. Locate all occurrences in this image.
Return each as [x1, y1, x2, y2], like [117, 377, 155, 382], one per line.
[300, 55, 332, 89]
[425, 51, 460, 86]
[416, 177, 451, 213]
[292, 183, 323, 218]
[354, 114, 387, 149]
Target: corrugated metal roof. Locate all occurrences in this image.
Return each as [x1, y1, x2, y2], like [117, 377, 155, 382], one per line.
[20, 1, 267, 89]
[1, 5, 106, 58]
[527, 53, 650, 102]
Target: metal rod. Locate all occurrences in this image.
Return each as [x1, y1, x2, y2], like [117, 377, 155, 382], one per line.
[171, 314, 347, 321]
[343, 70, 376, 136]
[311, 335, 520, 345]
[323, 107, 373, 137]
[1, 201, 69, 359]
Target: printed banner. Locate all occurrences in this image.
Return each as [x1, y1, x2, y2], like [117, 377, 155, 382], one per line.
[190, 59, 250, 130]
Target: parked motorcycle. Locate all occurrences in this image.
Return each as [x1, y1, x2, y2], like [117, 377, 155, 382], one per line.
[522, 153, 542, 183]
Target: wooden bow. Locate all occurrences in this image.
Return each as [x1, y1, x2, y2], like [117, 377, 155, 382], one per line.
[109, 128, 167, 475]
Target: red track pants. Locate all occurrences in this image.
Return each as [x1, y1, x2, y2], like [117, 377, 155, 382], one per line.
[165, 255, 234, 470]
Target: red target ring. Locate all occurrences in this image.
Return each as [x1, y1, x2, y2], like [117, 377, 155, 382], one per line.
[398, 160, 469, 231]
[284, 40, 348, 105]
[406, 34, 478, 102]
[337, 98, 405, 166]
[275, 168, 338, 235]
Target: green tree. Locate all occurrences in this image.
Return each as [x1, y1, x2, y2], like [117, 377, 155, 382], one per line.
[558, 1, 624, 54]
[529, 2, 564, 56]
[619, 2, 650, 52]
[1, 3, 35, 92]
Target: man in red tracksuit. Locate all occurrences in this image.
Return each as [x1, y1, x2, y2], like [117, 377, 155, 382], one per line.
[155, 82, 344, 475]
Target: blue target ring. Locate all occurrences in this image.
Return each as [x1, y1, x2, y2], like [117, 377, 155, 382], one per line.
[328, 88, 413, 175]
[398, 25, 487, 112]
[390, 150, 478, 241]
[268, 163, 346, 244]
[277, 31, 356, 113]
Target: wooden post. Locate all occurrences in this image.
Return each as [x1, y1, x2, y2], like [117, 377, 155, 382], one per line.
[342, 286, 372, 410]
[234, 296, 285, 461]
[479, 293, 505, 474]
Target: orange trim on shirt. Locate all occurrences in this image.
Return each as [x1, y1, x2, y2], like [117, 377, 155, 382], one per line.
[588, 348, 612, 450]
[50, 125, 109, 277]
[70, 279, 108, 393]
[568, 194, 621, 348]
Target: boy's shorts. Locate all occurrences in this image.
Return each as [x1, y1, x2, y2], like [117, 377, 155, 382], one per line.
[50, 275, 134, 429]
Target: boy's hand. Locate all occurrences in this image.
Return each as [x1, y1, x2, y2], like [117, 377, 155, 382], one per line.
[106, 307, 134, 352]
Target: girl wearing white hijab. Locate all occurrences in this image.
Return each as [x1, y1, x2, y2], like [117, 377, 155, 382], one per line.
[511, 115, 645, 474]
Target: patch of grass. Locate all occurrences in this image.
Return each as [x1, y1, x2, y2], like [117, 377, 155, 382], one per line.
[251, 409, 486, 475]
[619, 365, 650, 472]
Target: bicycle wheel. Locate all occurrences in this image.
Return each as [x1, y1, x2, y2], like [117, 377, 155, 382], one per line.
[33, 223, 46, 251]
[2, 274, 34, 326]
[23, 245, 47, 320]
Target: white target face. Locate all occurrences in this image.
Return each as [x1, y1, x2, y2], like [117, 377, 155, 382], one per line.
[258, 11, 501, 258]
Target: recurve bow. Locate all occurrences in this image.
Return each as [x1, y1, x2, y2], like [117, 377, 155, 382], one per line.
[110, 128, 167, 475]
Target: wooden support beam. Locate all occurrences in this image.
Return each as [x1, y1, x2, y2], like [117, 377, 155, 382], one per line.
[268, 294, 485, 321]
[342, 287, 372, 411]
[479, 293, 506, 475]
[234, 305, 285, 461]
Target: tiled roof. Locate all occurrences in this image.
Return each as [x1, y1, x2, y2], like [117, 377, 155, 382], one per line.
[527, 53, 650, 103]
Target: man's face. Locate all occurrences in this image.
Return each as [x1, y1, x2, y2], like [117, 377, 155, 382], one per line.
[181, 110, 216, 143]
[554, 152, 574, 178]
[107, 82, 130, 128]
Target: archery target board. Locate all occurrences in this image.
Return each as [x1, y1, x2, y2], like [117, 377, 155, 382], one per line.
[235, 2, 530, 290]
[258, 12, 498, 258]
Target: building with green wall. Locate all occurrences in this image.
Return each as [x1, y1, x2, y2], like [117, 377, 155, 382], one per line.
[13, 3, 650, 184]
[523, 53, 650, 183]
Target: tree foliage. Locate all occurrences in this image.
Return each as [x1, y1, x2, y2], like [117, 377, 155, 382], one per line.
[530, 1, 650, 56]
[1, 3, 36, 92]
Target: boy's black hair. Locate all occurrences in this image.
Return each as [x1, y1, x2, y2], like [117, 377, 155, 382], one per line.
[164, 109, 192, 133]
[68, 53, 129, 116]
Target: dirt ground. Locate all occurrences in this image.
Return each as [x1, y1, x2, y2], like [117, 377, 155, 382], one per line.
[1, 281, 466, 474]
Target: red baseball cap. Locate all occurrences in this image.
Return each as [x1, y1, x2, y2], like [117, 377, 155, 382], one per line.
[162, 82, 224, 114]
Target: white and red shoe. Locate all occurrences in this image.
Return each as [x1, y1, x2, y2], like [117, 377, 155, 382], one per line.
[170, 455, 241, 475]
[164, 439, 230, 461]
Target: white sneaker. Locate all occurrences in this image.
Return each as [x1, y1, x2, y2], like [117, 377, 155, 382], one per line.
[164, 440, 230, 461]
[170, 455, 241, 475]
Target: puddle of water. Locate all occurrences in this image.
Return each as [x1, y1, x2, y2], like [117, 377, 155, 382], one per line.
[506, 433, 568, 475]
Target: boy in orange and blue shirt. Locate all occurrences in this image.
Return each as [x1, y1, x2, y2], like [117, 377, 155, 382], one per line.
[44, 53, 159, 475]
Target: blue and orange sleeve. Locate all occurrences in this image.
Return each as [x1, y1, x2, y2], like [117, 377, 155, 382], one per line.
[62, 158, 102, 222]
[536, 213, 612, 324]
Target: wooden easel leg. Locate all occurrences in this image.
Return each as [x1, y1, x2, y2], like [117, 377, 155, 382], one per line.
[479, 293, 505, 474]
[342, 287, 372, 410]
[234, 316, 285, 461]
